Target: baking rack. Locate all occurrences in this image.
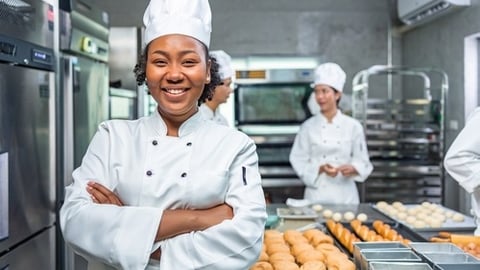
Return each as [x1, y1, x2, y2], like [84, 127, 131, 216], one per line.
[352, 65, 448, 204]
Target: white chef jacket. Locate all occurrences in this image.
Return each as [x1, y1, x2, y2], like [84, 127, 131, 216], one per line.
[444, 107, 480, 235]
[199, 103, 229, 126]
[60, 110, 267, 270]
[289, 110, 373, 204]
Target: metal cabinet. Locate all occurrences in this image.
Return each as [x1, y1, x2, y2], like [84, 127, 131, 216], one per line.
[352, 66, 447, 204]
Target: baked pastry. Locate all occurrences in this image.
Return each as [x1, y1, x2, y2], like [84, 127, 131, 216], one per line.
[250, 261, 274, 270]
[284, 230, 308, 245]
[300, 261, 326, 270]
[271, 261, 300, 270]
[269, 252, 295, 263]
[258, 251, 269, 262]
[326, 253, 355, 270]
[315, 243, 340, 253]
[303, 229, 333, 246]
[266, 243, 291, 255]
[296, 249, 326, 264]
[290, 243, 314, 256]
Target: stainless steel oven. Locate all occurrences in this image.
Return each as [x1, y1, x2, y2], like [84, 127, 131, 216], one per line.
[234, 68, 314, 203]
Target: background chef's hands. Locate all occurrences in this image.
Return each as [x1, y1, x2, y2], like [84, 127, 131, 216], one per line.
[338, 164, 358, 177]
[319, 163, 338, 177]
[86, 181, 124, 206]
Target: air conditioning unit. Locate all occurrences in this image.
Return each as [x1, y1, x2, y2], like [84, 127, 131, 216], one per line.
[398, 0, 470, 26]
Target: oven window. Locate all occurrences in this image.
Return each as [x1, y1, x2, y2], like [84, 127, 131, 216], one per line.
[235, 84, 312, 124]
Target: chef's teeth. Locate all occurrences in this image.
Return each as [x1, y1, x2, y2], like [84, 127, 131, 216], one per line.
[165, 89, 185, 94]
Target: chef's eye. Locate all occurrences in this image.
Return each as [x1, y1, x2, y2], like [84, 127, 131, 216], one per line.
[183, 59, 198, 66]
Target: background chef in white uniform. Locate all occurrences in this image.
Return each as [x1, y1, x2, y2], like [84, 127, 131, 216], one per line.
[444, 107, 480, 235]
[199, 50, 234, 126]
[289, 62, 373, 204]
[59, 0, 267, 269]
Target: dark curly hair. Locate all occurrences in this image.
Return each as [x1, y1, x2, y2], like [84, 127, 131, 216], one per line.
[133, 43, 221, 105]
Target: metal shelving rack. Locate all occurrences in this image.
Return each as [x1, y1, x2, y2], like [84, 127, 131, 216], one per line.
[352, 65, 448, 204]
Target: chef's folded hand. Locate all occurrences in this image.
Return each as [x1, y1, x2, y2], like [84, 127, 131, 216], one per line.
[86, 181, 124, 206]
[320, 163, 338, 177]
[338, 165, 358, 177]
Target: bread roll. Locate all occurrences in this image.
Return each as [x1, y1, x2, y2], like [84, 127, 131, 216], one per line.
[284, 230, 307, 245]
[296, 250, 326, 264]
[267, 243, 290, 255]
[258, 251, 269, 262]
[343, 211, 355, 222]
[300, 261, 326, 270]
[269, 252, 295, 263]
[291, 243, 315, 257]
[271, 261, 300, 270]
[356, 213, 368, 222]
[250, 261, 274, 270]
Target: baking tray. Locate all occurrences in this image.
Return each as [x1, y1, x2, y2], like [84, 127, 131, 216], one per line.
[372, 204, 477, 232]
[325, 220, 427, 256]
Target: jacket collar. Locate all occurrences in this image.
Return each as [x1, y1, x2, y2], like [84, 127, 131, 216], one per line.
[148, 108, 205, 137]
[318, 109, 343, 124]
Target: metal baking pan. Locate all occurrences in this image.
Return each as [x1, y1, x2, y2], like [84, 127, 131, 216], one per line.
[409, 242, 464, 254]
[435, 264, 480, 270]
[369, 262, 433, 270]
[360, 250, 423, 270]
[371, 204, 477, 232]
[354, 242, 410, 269]
[422, 252, 480, 264]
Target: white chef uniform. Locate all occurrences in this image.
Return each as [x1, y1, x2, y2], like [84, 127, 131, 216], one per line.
[60, 110, 267, 269]
[444, 107, 480, 235]
[289, 110, 373, 204]
[198, 103, 229, 126]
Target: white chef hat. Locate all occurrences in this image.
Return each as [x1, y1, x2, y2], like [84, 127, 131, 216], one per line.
[312, 62, 346, 92]
[210, 50, 234, 80]
[143, 0, 212, 47]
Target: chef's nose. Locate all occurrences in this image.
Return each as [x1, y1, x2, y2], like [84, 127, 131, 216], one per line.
[166, 64, 184, 82]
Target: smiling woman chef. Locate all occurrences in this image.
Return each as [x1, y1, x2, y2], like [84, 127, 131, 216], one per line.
[59, 0, 267, 269]
[289, 63, 373, 204]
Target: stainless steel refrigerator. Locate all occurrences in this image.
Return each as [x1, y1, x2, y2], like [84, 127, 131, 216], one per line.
[0, 0, 56, 269]
[58, 0, 110, 269]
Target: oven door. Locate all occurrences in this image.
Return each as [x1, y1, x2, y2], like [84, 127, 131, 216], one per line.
[234, 83, 312, 125]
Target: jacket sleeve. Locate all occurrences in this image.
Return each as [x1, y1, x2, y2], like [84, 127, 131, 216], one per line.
[60, 122, 162, 270]
[444, 108, 480, 193]
[289, 124, 319, 187]
[349, 122, 373, 182]
[158, 137, 267, 270]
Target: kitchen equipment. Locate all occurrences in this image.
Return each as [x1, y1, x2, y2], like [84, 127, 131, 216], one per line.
[360, 250, 423, 270]
[234, 68, 314, 202]
[352, 65, 447, 203]
[58, 0, 110, 269]
[353, 242, 410, 269]
[0, 0, 57, 268]
[369, 262, 433, 270]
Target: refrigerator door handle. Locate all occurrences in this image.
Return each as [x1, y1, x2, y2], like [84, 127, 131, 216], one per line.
[60, 57, 75, 189]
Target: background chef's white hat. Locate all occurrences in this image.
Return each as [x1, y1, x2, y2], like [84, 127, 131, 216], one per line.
[210, 50, 234, 80]
[143, 0, 212, 47]
[312, 62, 346, 92]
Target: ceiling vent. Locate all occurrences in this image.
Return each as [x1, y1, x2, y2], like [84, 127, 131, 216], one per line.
[398, 0, 470, 26]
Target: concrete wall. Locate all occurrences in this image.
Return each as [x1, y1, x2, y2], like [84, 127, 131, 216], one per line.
[401, 0, 480, 212]
[209, 0, 394, 96]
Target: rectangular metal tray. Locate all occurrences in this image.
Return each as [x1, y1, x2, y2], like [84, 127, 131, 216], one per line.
[409, 242, 464, 254]
[369, 262, 433, 270]
[422, 252, 480, 264]
[372, 204, 477, 232]
[360, 250, 423, 270]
